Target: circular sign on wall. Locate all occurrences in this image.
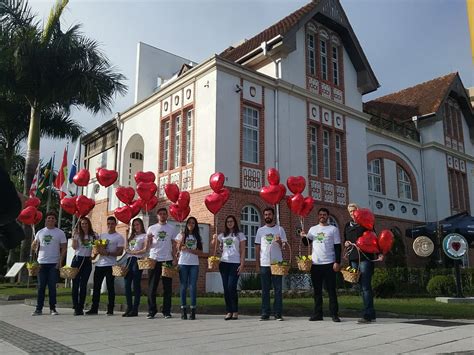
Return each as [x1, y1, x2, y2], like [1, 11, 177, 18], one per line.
[412, 236, 434, 257]
[442, 233, 468, 260]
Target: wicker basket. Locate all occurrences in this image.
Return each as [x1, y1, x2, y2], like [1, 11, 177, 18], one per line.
[137, 258, 156, 270]
[296, 238, 312, 272]
[59, 266, 79, 279]
[341, 245, 361, 284]
[26, 264, 40, 277]
[161, 265, 178, 278]
[207, 257, 220, 271]
[112, 265, 129, 277]
[270, 240, 291, 276]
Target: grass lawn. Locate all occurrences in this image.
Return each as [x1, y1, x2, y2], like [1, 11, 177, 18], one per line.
[2, 284, 472, 319]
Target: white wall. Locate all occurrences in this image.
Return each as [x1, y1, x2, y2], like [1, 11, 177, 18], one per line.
[460, 110, 474, 156]
[256, 61, 276, 78]
[346, 118, 369, 206]
[467, 161, 474, 213]
[343, 48, 362, 111]
[419, 117, 445, 145]
[280, 28, 306, 88]
[84, 147, 116, 202]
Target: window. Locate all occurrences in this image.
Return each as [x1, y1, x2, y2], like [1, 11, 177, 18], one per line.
[174, 116, 181, 168]
[307, 32, 316, 75]
[162, 121, 170, 172]
[241, 206, 260, 260]
[332, 46, 339, 85]
[323, 130, 330, 179]
[397, 166, 412, 200]
[186, 110, 193, 165]
[335, 134, 342, 182]
[128, 152, 143, 187]
[310, 126, 318, 176]
[320, 40, 327, 81]
[243, 106, 259, 164]
[368, 159, 382, 193]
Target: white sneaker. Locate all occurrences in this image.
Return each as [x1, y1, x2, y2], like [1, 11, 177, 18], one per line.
[50, 309, 59, 316]
[31, 310, 42, 316]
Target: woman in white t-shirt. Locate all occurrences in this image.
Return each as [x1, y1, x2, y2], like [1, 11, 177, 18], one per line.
[123, 218, 148, 317]
[211, 215, 246, 320]
[175, 216, 203, 320]
[71, 217, 97, 316]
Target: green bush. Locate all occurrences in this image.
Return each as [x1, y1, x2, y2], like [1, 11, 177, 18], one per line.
[239, 273, 261, 290]
[426, 275, 456, 297]
[372, 269, 396, 298]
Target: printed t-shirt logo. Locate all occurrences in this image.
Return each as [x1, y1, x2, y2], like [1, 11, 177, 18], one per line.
[129, 240, 137, 248]
[223, 237, 234, 248]
[43, 235, 53, 245]
[265, 234, 274, 244]
[315, 232, 325, 243]
[83, 238, 92, 249]
[186, 238, 196, 249]
[157, 231, 167, 240]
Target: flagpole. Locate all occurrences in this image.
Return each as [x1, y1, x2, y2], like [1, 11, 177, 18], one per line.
[71, 136, 82, 230]
[46, 152, 56, 212]
[58, 143, 68, 229]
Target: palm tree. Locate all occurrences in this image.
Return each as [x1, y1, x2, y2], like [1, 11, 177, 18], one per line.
[0, 0, 127, 194]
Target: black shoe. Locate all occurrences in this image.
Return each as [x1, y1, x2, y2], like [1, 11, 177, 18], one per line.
[181, 307, 188, 320]
[357, 318, 372, 324]
[309, 315, 323, 321]
[85, 309, 98, 315]
[190, 308, 196, 320]
[74, 309, 84, 316]
[126, 311, 138, 317]
[106, 310, 114, 316]
[147, 311, 157, 319]
[163, 313, 172, 319]
[122, 310, 130, 317]
[275, 314, 284, 321]
[259, 315, 270, 321]
[332, 316, 341, 322]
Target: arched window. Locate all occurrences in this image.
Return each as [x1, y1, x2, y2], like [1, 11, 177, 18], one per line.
[128, 151, 144, 187]
[241, 205, 260, 260]
[368, 159, 382, 193]
[328, 216, 339, 229]
[397, 166, 412, 200]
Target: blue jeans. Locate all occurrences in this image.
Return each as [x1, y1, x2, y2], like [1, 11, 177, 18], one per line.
[351, 259, 375, 320]
[36, 263, 58, 311]
[124, 257, 143, 312]
[219, 262, 240, 313]
[71, 256, 92, 311]
[260, 266, 283, 316]
[179, 265, 199, 307]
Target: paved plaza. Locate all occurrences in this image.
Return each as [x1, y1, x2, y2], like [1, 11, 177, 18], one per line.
[0, 303, 473, 354]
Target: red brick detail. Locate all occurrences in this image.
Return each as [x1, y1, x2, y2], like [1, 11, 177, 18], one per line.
[367, 150, 418, 202]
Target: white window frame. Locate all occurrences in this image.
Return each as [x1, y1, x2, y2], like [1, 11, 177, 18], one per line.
[241, 205, 260, 260]
[174, 116, 181, 168]
[397, 166, 412, 200]
[323, 130, 330, 179]
[335, 134, 342, 182]
[310, 126, 318, 176]
[186, 110, 193, 165]
[162, 121, 170, 172]
[242, 106, 259, 164]
[320, 39, 328, 81]
[368, 159, 382, 193]
[332, 46, 339, 85]
[307, 32, 316, 76]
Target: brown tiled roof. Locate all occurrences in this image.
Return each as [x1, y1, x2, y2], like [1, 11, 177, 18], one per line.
[220, 1, 320, 62]
[364, 73, 458, 121]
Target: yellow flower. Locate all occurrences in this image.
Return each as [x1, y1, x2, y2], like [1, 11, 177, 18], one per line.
[208, 256, 220, 261]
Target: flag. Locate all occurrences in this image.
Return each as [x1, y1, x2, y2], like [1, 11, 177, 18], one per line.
[54, 147, 68, 198]
[68, 138, 80, 195]
[29, 163, 41, 198]
[36, 158, 53, 197]
[468, 0, 474, 63]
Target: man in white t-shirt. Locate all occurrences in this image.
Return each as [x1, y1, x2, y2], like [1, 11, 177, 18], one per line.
[301, 207, 341, 322]
[255, 207, 287, 321]
[31, 211, 67, 316]
[86, 216, 124, 316]
[146, 207, 177, 319]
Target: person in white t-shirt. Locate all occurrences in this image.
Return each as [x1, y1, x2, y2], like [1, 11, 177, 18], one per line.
[86, 216, 125, 316]
[211, 215, 246, 320]
[255, 207, 287, 321]
[146, 208, 177, 319]
[300, 207, 342, 322]
[175, 216, 203, 320]
[31, 211, 67, 316]
[71, 217, 97, 316]
[123, 218, 148, 317]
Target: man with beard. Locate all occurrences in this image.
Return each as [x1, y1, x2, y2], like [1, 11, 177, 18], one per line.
[255, 207, 287, 321]
[301, 207, 341, 322]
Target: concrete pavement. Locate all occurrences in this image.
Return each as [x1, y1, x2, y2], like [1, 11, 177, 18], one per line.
[0, 303, 473, 354]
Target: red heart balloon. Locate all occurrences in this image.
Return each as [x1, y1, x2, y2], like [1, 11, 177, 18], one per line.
[134, 171, 156, 184]
[130, 199, 143, 217]
[287, 176, 306, 194]
[205, 192, 226, 215]
[378, 229, 394, 255]
[218, 188, 230, 204]
[300, 196, 315, 217]
[260, 184, 286, 205]
[177, 191, 191, 209]
[61, 197, 77, 215]
[353, 208, 375, 230]
[164, 183, 180, 203]
[115, 186, 135, 205]
[142, 195, 158, 212]
[114, 206, 132, 224]
[169, 204, 190, 222]
[267, 168, 280, 186]
[25, 197, 41, 208]
[451, 242, 461, 251]
[18, 206, 37, 225]
[96, 168, 118, 187]
[356, 231, 380, 254]
[33, 210, 43, 225]
[289, 193, 304, 215]
[137, 182, 157, 202]
[73, 169, 90, 187]
[209, 172, 225, 192]
[76, 195, 95, 217]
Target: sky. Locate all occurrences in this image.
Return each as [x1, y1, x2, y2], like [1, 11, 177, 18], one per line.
[26, 0, 473, 164]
